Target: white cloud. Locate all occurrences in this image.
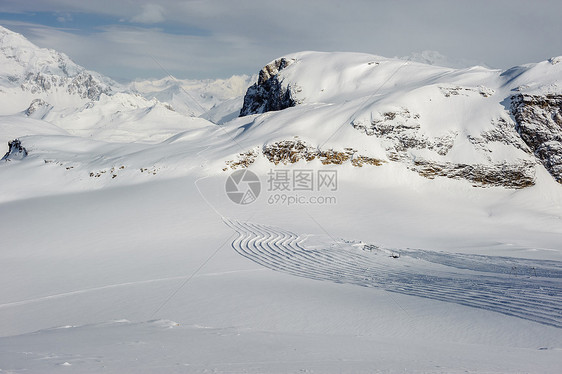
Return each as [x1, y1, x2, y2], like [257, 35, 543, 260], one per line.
[401, 50, 488, 69]
[55, 12, 73, 23]
[1, 0, 561, 80]
[4, 22, 263, 80]
[130, 3, 165, 24]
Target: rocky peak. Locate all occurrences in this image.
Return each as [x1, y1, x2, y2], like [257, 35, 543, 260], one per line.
[24, 98, 53, 119]
[257, 58, 295, 85]
[1, 139, 28, 161]
[239, 57, 298, 116]
[0, 25, 114, 101]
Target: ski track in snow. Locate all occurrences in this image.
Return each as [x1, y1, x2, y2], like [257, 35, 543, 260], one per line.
[224, 218, 562, 328]
[0, 270, 264, 310]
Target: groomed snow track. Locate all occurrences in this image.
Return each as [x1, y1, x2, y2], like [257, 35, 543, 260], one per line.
[225, 218, 562, 328]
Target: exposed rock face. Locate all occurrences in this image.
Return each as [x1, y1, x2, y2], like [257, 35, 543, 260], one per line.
[1, 139, 27, 161]
[25, 98, 53, 118]
[511, 94, 562, 183]
[351, 109, 456, 159]
[411, 159, 535, 189]
[224, 139, 385, 170]
[466, 117, 531, 153]
[20, 71, 111, 101]
[261, 139, 384, 166]
[257, 58, 294, 85]
[352, 107, 537, 188]
[262, 139, 316, 164]
[239, 58, 298, 116]
[67, 72, 111, 100]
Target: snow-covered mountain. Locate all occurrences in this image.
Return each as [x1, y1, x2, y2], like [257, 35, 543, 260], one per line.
[238, 51, 562, 186]
[129, 75, 254, 117]
[0, 26, 114, 107]
[0, 26, 237, 143]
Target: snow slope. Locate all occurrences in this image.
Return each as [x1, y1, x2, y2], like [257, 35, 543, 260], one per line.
[130, 74, 253, 117]
[0, 26, 561, 373]
[1, 168, 561, 373]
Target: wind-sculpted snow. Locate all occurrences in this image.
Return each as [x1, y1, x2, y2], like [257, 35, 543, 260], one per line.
[225, 219, 562, 328]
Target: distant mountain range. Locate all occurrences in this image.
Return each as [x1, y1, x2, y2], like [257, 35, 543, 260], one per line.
[0, 25, 252, 142]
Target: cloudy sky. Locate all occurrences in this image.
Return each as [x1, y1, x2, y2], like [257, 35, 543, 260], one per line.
[1, 0, 561, 81]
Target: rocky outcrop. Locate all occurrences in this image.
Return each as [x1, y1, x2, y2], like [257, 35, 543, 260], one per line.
[20, 71, 111, 101]
[262, 139, 384, 166]
[25, 98, 53, 119]
[224, 139, 384, 170]
[467, 117, 531, 153]
[257, 58, 294, 85]
[67, 72, 111, 100]
[352, 108, 457, 159]
[511, 94, 562, 183]
[239, 58, 298, 116]
[1, 139, 27, 161]
[351, 106, 537, 188]
[411, 159, 535, 189]
[262, 139, 316, 164]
